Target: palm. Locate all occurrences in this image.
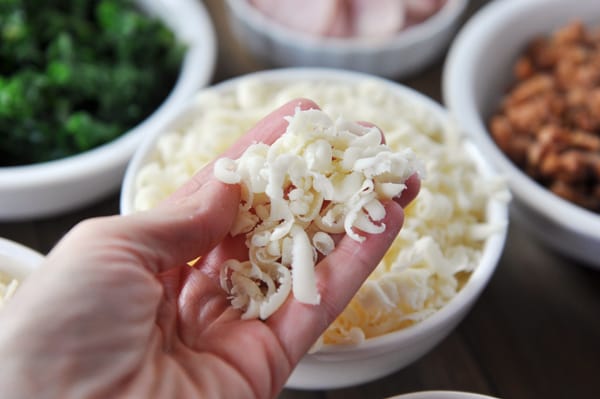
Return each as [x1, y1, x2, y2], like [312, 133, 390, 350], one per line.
[65, 208, 403, 399]
[7, 240, 289, 399]
[154, 256, 294, 399]
[89, 254, 293, 399]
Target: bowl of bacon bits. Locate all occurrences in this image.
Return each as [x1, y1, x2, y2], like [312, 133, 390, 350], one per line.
[121, 68, 509, 389]
[443, 0, 600, 268]
[225, 0, 468, 78]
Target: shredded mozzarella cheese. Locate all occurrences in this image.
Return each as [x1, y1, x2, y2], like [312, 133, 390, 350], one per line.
[214, 108, 422, 318]
[132, 78, 509, 343]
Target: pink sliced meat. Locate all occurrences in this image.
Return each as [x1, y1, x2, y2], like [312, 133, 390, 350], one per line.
[348, 0, 405, 38]
[249, 0, 446, 39]
[326, 1, 352, 37]
[405, 0, 446, 23]
[250, 0, 343, 37]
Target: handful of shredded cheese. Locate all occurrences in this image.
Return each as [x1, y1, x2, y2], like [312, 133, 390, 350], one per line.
[133, 78, 509, 346]
[214, 108, 423, 319]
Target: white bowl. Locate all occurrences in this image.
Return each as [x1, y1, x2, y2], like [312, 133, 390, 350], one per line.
[387, 391, 499, 399]
[0, 237, 45, 305]
[225, 0, 469, 79]
[120, 68, 508, 390]
[443, 0, 600, 268]
[0, 0, 216, 221]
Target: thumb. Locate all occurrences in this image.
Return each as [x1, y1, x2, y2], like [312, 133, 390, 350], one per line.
[57, 179, 240, 274]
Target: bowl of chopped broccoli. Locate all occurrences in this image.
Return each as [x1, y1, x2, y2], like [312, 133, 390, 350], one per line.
[0, 0, 216, 220]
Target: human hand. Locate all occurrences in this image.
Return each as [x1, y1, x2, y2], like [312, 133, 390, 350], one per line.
[0, 99, 419, 399]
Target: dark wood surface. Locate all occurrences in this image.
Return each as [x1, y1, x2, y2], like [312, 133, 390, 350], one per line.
[1, 1, 599, 398]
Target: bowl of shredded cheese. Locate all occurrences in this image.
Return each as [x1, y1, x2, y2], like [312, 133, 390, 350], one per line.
[120, 68, 510, 389]
[0, 237, 45, 309]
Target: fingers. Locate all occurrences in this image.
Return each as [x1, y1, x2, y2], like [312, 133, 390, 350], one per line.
[397, 173, 420, 208]
[54, 98, 319, 273]
[265, 201, 405, 363]
[164, 98, 320, 204]
[162, 97, 320, 277]
[86, 98, 321, 275]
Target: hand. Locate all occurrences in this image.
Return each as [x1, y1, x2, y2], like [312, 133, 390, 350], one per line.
[0, 99, 419, 399]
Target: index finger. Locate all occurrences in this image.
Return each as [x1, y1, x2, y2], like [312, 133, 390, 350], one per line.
[84, 99, 320, 275]
[162, 98, 320, 205]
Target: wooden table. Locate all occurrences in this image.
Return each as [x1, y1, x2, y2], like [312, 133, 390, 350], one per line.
[2, 0, 599, 398]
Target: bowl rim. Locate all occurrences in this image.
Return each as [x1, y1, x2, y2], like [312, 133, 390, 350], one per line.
[386, 391, 499, 399]
[121, 67, 509, 354]
[0, 0, 217, 190]
[226, 0, 469, 52]
[442, 0, 600, 240]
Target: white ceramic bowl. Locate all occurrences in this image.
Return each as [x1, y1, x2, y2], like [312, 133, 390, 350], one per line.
[0, 0, 216, 221]
[0, 237, 45, 305]
[120, 68, 508, 390]
[225, 0, 469, 79]
[443, 0, 600, 268]
[387, 391, 499, 399]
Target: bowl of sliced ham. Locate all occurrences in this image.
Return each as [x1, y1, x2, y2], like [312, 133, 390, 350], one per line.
[225, 0, 468, 78]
